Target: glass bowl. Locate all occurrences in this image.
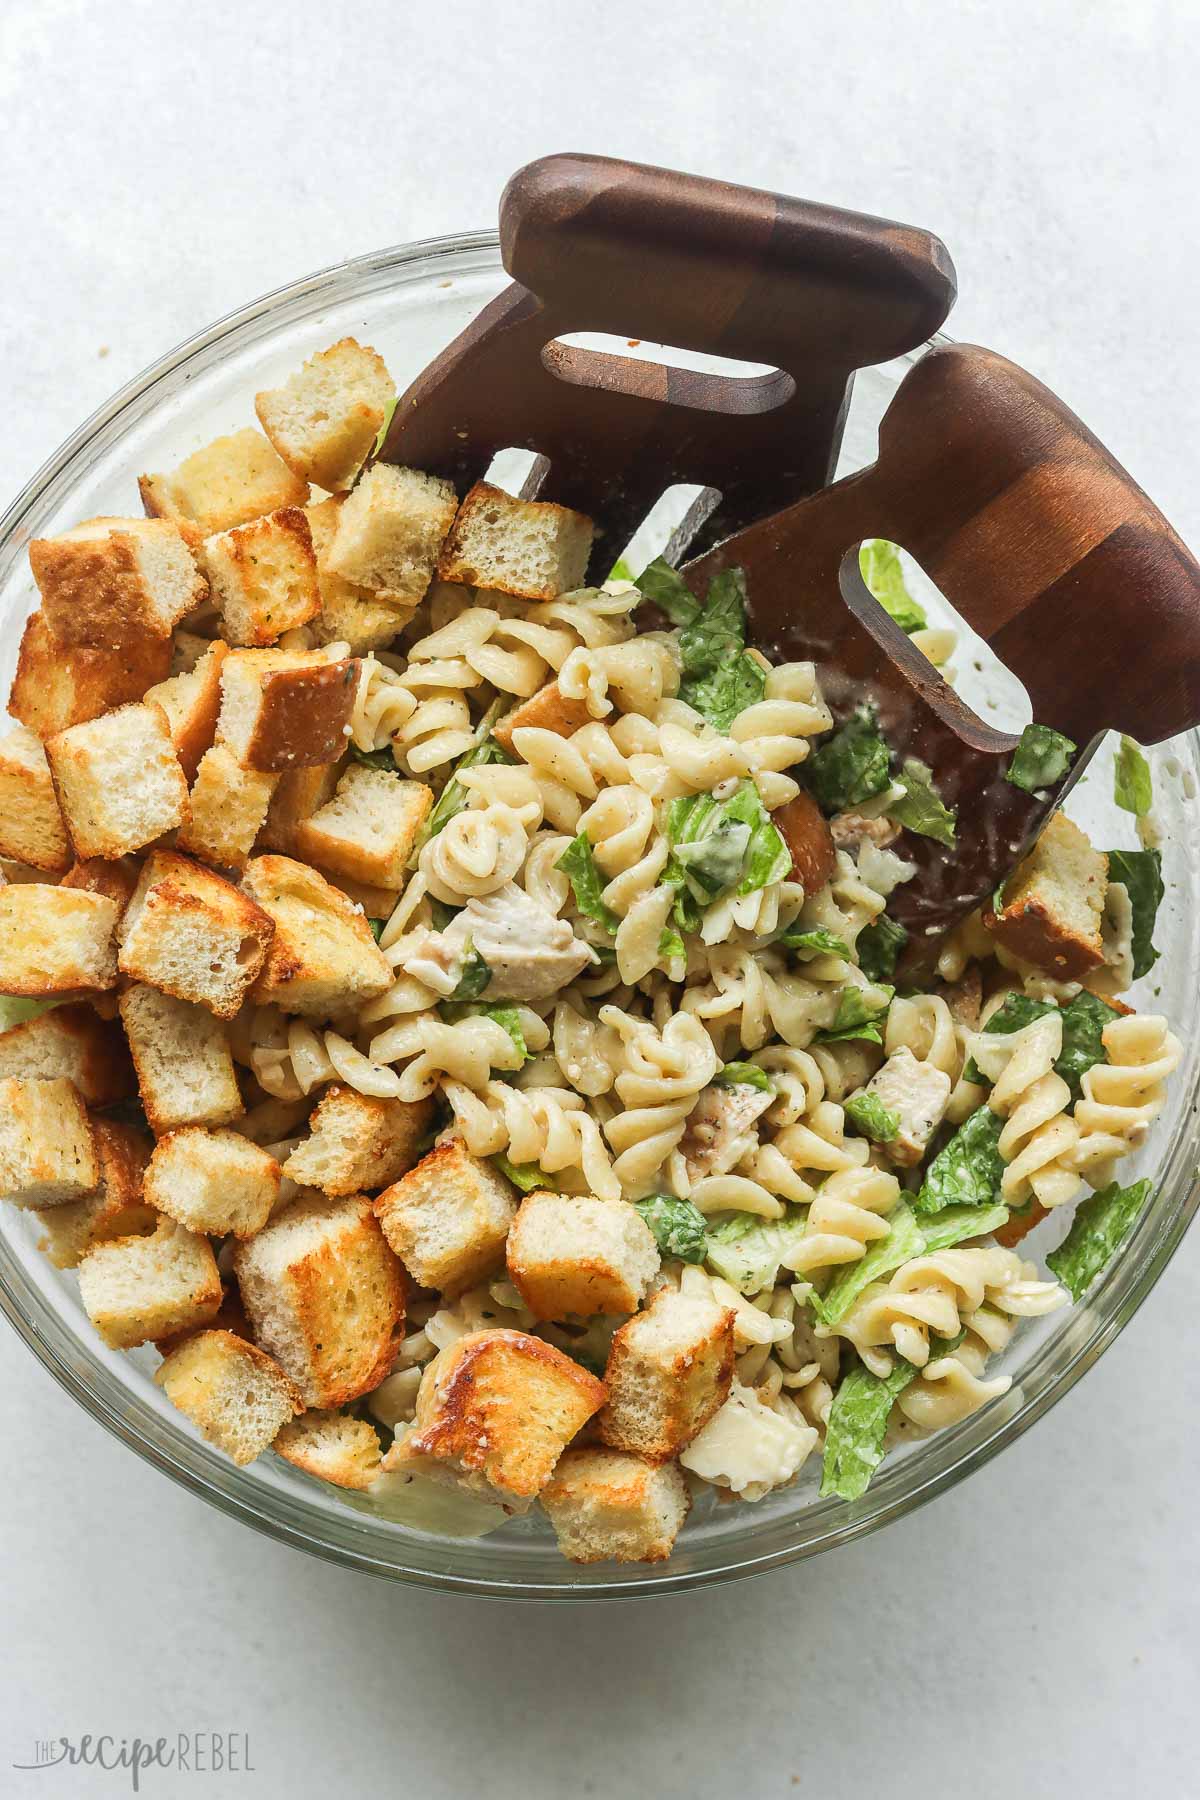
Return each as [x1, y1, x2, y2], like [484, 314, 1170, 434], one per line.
[1, 232, 1196, 1599]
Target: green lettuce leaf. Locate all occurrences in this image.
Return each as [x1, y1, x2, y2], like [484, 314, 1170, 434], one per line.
[1114, 735, 1153, 816]
[658, 926, 686, 964]
[704, 1208, 810, 1295]
[1006, 723, 1076, 794]
[810, 1200, 924, 1324]
[777, 926, 851, 959]
[556, 833, 621, 937]
[1106, 847, 1164, 979]
[889, 758, 957, 846]
[859, 539, 926, 634]
[678, 566, 747, 677]
[814, 982, 894, 1046]
[633, 1193, 709, 1264]
[664, 781, 788, 907]
[0, 997, 62, 1032]
[843, 1091, 899, 1143]
[914, 1106, 1005, 1215]
[636, 556, 699, 626]
[479, 1005, 529, 1061]
[370, 394, 399, 461]
[368, 917, 386, 942]
[607, 556, 635, 582]
[414, 732, 513, 854]
[856, 914, 908, 983]
[819, 1357, 918, 1500]
[917, 1201, 1010, 1253]
[713, 1062, 773, 1092]
[803, 706, 892, 813]
[1046, 1177, 1152, 1301]
[493, 1155, 556, 1192]
[964, 990, 1119, 1099]
[681, 652, 766, 734]
[448, 944, 491, 1002]
[349, 743, 398, 772]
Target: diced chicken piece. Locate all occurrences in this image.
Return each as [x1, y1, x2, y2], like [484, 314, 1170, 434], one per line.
[679, 1082, 772, 1182]
[858, 1045, 952, 1168]
[773, 791, 836, 893]
[829, 811, 901, 851]
[397, 882, 594, 1003]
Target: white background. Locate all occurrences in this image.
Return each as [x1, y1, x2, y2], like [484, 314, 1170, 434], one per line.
[2, 2, 1199, 1795]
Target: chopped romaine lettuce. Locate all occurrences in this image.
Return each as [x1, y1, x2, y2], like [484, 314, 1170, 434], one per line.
[819, 1357, 918, 1500]
[368, 917, 386, 942]
[713, 1062, 773, 1092]
[493, 1155, 555, 1192]
[447, 944, 491, 1002]
[705, 1207, 809, 1295]
[1113, 734, 1153, 816]
[681, 652, 766, 734]
[778, 926, 851, 959]
[856, 914, 908, 983]
[858, 539, 927, 634]
[636, 556, 699, 626]
[607, 556, 635, 582]
[1006, 723, 1076, 794]
[913, 1105, 1005, 1215]
[633, 1193, 709, 1264]
[664, 782, 788, 908]
[1046, 1177, 1152, 1301]
[479, 1005, 529, 1061]
[888, 758, 957, 846]
[814, 982, 894, 1046]
[556, 832, 621, 937]
[638, 558, 765, 731]
[810, 1201, 924, 1324]
[413, 732, 512, 855]
[964, 990, 1119, 1099]
[349, 743, 397, 772]
[803, 706, 892, 813]
[0, 997, 61, 1032]
[916, 1201, 1010, 1253]
[843, 1091, 900, 1143]
[1106, 848, 1164, 978]
[370, 394, 399, 461]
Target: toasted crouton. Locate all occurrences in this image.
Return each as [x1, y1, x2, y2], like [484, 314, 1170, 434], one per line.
[60, 857, 140, 915]
[240, 854, 391, 1016]
[492, 680, 592, 755]
[311, 866, 399, 921]
[257, 763, 342, 855]
[139, 429, 309, 537]
[507, 1190, 660, 1320]
[145, 1128, 280, 1238]
[293, 764, 431, 888]
[28, 516, 207, 651]
[255, 338, 394, 492]
[0, 724, 71, 871]
[118, 850, 275, 1018]
[215, 648, 359, 770]
[385, 1329, 605, 1505]
[437, 482, 593, 600]
[175, 744, 279, 870]
[540, 1447, 691, 1564]
[282, 1085, 432, 1197]
[156, 1329, 302, 1464]
[306, 498, 411, 653]
[0, 1002, 133, 1106]
[0, 1076, 98, 1207]
[9, 610, 175, 746]
[79, 1217, 223, 1349]
[37, 1119, 155, 1268]
[598, 1285, 736, 1462]
[774, 789, 837, 893]
[0, 886, 118, 995]
[203, 508, 321, 647]
[233, 1193, 404, 1407]
[374, 1139, 516, 1296]
[984, 812, 1108, 979]
[273, 1408, 383, 1490]
[326, 464, 458, 605]
[143, 639, 228, 781]
[119, 985, 243, 1135]
[46, 702, 189, 860]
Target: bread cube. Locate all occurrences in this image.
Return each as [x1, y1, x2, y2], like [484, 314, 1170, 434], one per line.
[155, 1329, 302, 1464]
[37, 1119, 155, 1269]
[306, 497, 411, 653]
[374, 1139, 516, 1296]
[216, 647, 359, 770]
[255, 337, 394, 492]
[28, 516, 207, 650]
[203, 507, 321, 647]
[118, 850, 275, 1018]
[282, 1084, 432, 1197]
[293, 764, 431, 888]
[540, 1447, 691, 1564]
[143, 639, 228, 781]
[272, 1408, 383, 1490]
[0, 1076, 98, 1207]
[326, 463, 457, 605]
[0, 1002, 133, 1106]
[119, 985, 243, 1135]
[984, 811, 1107, 979]
[9, 609, 173, 741]
[437, 481, 593, 600]
[46, 703, 189, 859]
[385, 1329, 605, 1504]
[240, 854, 391, 1017]
[257, 763, 341, 854]
[79, 1218, 223, 1349]
[507, 1190, 659, 1321]
[145, 1127, 280, 1238]
[492, 680, 592, 755]
[139, 429, 309, 537]
[311, 866, 399, 921]
[598, 1285, 736, 1462]
[0, 724, 71, 872]
[0, 887, 118, 995]
[233, 1193, 404, 1407]
[60, 856, 140, 915]
[175, 745, 279, 870]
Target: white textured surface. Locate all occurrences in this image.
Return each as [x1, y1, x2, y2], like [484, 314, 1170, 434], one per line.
[2, 2, 1199, 1795]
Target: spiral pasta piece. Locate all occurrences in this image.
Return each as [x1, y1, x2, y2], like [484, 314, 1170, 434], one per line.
[417, 802, 530, 903]
[599, 1006, 719, 1196]
[367, 1009, 544, 1100]
[730, 662, 833, 807]
[1070, 1013, 1182, 1182]
[785, 1164, 901, 1277]
[973, 1011, 1082, 1208]
[834, 1246, 1066, 1372]
[558, 638, 680, 719]
[443, 1078, 620, 1202]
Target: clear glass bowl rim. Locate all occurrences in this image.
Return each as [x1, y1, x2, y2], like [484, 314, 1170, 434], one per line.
[1, 228, 1197, 1601]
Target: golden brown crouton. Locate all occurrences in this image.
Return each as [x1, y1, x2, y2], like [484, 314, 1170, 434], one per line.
[326, 464, 458, 605]
[0, 886, 119, 995]
[256, 763, 342, 855]
[0, 1076, 98, 1207]
[273, 1408, 383, 1490]
[437, 482, 593, 600]
[216, 648, 359, 771]
[8, 609, 173, 741]
[37, 1119, 155, 1268]
[292, 763, 431, 889]
[233, 1193, 405, 1407]
[491, 680, 592, 754]
[59, 856, 141, 916]
[507, 1190, 660, 1320]
[203, 508, 321, 646]
[118, 984, 244, 1134]
[240, 854, 391, 1017]
[984, 811, 1108, 979]
[540, 1447, 691, 1564]
[28, 516, 207, 650]
[306, 497, 412, 653]
[598, 1285, 736, 1462]
[0, 724, 71, 872]
[385, 1328, 605, 1505]
[143, 639, 228, 781]
[145, 1127, 280, 1238]
[374, 1139, 517, 1296]
[79, 1217, 223, 1349]
[46, 702, 190, 860]
[0, 1002, 133, 1106]
[774, 789, 837, 893]
[175, 744, 279, 870]
[118, 850, 275, 1018]
[155, 1329, 303, 1464]
[282, 1085, 432, 1197]
[139, 429, 309, 537]
[255, 338, 394, 492]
